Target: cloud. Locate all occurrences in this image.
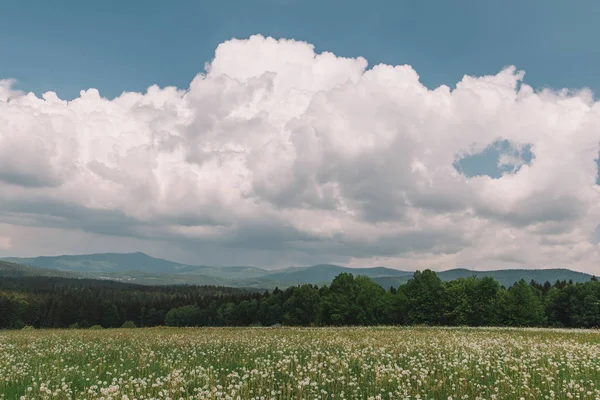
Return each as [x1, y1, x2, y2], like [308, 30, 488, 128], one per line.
[1, 35, 600, 273]
[0, 235, 11, 250]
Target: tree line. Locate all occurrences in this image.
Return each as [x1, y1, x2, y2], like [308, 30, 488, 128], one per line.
[0, 270, 599, 329]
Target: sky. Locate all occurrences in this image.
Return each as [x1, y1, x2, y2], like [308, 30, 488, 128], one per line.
[1, 1, 600, 273]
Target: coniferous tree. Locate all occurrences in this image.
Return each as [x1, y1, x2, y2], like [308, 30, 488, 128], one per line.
[0, 271, 598, 329]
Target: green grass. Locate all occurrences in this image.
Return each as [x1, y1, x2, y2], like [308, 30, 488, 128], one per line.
[0, 326, 599, 399]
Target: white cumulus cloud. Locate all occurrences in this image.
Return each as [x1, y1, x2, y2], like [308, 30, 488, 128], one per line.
[1, 35, 600, 273]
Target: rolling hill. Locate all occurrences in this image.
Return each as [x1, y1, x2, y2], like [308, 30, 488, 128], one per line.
[3, 252, 186, 274]
[0, 260, 81, 279]
[2, 253, 594, 289]
[372, 268, 594, 289]
[1, 254, 412, 287]
[439, 268, 593, 287]
[2, 252, 267, 280]
[260, 264, 412, 286]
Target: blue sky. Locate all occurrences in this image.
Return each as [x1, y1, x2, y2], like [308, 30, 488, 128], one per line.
[2, 0, 600, 100]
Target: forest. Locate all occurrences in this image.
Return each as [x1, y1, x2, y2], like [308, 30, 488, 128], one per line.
[0, 270, 599, 329]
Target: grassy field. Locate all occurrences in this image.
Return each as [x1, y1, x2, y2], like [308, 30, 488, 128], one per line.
[0, 327, 599, 400]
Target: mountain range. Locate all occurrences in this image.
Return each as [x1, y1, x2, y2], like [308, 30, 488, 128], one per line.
[1, 252, 594, 289]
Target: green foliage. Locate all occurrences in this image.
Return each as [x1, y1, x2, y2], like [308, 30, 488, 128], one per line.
[445, 277, 501, 326]
[257, 293, 284, 326]
[120, 320, 137, 328]
[101, 301, 120, 328]
[283, 284, 320, 326]
[398, 270, 445, 325]
[216, 302, 236, 326]
[354, 275, 387, 325]
[89, 325, 103, 330]
[0, 271, 599, 329]
[165, 305, 203, 327]
[233, 299, 259, 326]
[320, 273, 359, 325]
[500, 280, 547, 327]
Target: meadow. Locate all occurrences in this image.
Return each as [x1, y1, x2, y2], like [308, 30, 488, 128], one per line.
[0, 327, 599, 400]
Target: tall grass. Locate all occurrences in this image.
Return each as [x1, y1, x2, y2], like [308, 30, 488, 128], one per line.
[0, 326, 598, 399]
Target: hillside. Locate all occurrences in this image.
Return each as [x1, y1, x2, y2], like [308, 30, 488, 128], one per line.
[2, 253, 594, 289]
[3, 252, 184, 274]
[0, 260, 81, 279]
[1, 254, 411, 287]
[261, 264, 412, 286]
[372, 268, 594, 289]
[437, 268, 593, 287]
[3, 253, 267, 280]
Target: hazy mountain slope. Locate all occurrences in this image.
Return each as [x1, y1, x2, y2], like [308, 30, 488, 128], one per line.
[444, 268, 593, 287]
[371, 276, 412, 289]
[372, 268, 594, 289]
[0, 259, 263, 288]
[2, 252, 182, 274]
[2, 253, 593, 289]
[101, 270, 234, 286]
[2, 253, 267, 279]
[0, 260, 82, 279]
[172, 265, 268, 279]
[263, 264, 412, 286]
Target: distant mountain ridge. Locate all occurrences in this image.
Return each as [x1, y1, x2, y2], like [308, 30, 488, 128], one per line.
[262, 264, 412, 286]
[2, 252, 185, 274]
[0, 260, 80, 279]
[1, 252, 594, 289]
[372, 267, 594, 289]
